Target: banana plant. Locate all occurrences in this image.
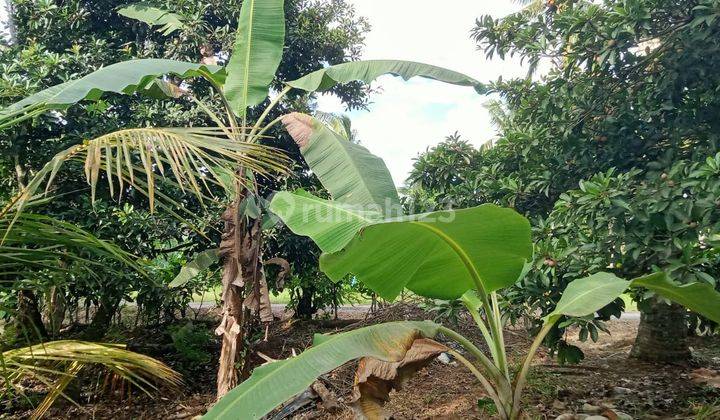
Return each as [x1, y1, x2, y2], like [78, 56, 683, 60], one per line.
[1, 0, 486, 397]
[202, 113, 720, 419]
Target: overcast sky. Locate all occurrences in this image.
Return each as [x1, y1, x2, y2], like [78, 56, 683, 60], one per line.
[316, 0, 528, 185]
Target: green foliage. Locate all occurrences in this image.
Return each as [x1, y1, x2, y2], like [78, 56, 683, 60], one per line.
[406, 0, 720, 358]
[227, 51, 720, 415]
[224, 0, 285, 116]
[319, 205, 532, 300]
[0, 0, 372, 336]
[170, 321, 213, 365]
[421, 298, 466, 326]
[117, 3, 187, 36]
[170, 249, 219, 288]
[283, 113, 400, 213]
[287, 59, 486, 94]
[0, 59, 223, 127]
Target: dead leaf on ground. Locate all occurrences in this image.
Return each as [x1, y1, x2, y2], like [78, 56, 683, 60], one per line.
[351, 338, 448, 420]
[690, 368, 720, 388]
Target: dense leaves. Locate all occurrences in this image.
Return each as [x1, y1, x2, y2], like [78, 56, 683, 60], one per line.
[0, 0, 372, 334]
[407, 0, 720, 359]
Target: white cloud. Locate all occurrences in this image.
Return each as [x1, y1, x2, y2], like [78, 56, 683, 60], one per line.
[314, 0, 529, 185]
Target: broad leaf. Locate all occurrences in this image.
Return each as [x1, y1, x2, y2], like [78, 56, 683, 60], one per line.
[286, 60, 486, 94]
[0, 59, 223, 126]
[224, 0, 285, 116]
[117, 3, 186, 35]
[203, 321, 441, 420]
[282, 113, 400, 214]
[169, 249, 219, 287]
[631, 272, 720, 324]
[545, 272, 628, 322]
[544, 271, 720, 325]
[269, 190, 383, 253]
[320, 204, 533, 300]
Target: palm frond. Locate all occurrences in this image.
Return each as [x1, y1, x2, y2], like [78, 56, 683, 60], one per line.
[484, 99, 511, 129]
[1, 340, 181, 419]
[4, 126, 290, 227]
[314, 111, 355, 141]
[0, 212, 142, 280]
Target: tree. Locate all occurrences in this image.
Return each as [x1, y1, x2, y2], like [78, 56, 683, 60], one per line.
[0, 0, 15, 46]
[0, 0, 370, 341]
[1, 0, 483, 399]
[407, 0, 720, 361]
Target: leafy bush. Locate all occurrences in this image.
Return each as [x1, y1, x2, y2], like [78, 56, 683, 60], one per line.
[513, 153, 720, 360]
[170, 321, 213, 365]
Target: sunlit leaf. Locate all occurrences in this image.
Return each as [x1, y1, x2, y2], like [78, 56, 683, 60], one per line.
[224, 0, 285, 117]
[117, 3, 187, 35]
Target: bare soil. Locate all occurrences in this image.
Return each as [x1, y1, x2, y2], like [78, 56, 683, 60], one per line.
[6, 304, 720, 419]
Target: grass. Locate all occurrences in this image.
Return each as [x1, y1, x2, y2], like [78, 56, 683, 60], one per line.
[191, 286, 292, 304]
[191, 286, 371, 305]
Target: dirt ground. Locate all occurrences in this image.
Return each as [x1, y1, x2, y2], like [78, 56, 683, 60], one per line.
[6, 304, 720, 420]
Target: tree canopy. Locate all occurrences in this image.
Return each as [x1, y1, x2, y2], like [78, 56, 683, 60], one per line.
[407, 0, 720, 362]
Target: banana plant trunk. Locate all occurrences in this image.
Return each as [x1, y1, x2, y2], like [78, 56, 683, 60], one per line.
[216, 192, 272, 397]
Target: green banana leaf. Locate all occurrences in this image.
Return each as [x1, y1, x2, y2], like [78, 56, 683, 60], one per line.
[169, 249, 219, 287]
[117, 3, 186, 35]
[321, 204, 532, 300]
[0, 59, 223, 125]
[224, 0, 285, 116]
[270, 190, 384, 253]
[289, 114, 400, 214]
[544, 272, 628, 323]
[204, 321, 441, 420]
[286, 60, 486, 94]
[544, 271, 720, 324]
[632, 272, 720, 324]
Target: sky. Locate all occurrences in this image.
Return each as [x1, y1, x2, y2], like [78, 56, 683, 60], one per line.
[315, 0, 528, 185]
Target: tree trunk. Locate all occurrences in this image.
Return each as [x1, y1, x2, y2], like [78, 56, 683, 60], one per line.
[295, 285, 316, 319]
[83, 296, 118, 341]
[631, 300, 690, 362]
[15, 289, 48, 341]
[44, 285, 66, 338]
[215, 198, 272, 398]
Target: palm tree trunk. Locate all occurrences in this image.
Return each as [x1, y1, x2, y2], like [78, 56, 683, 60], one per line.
[631, 300, 690, 362]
